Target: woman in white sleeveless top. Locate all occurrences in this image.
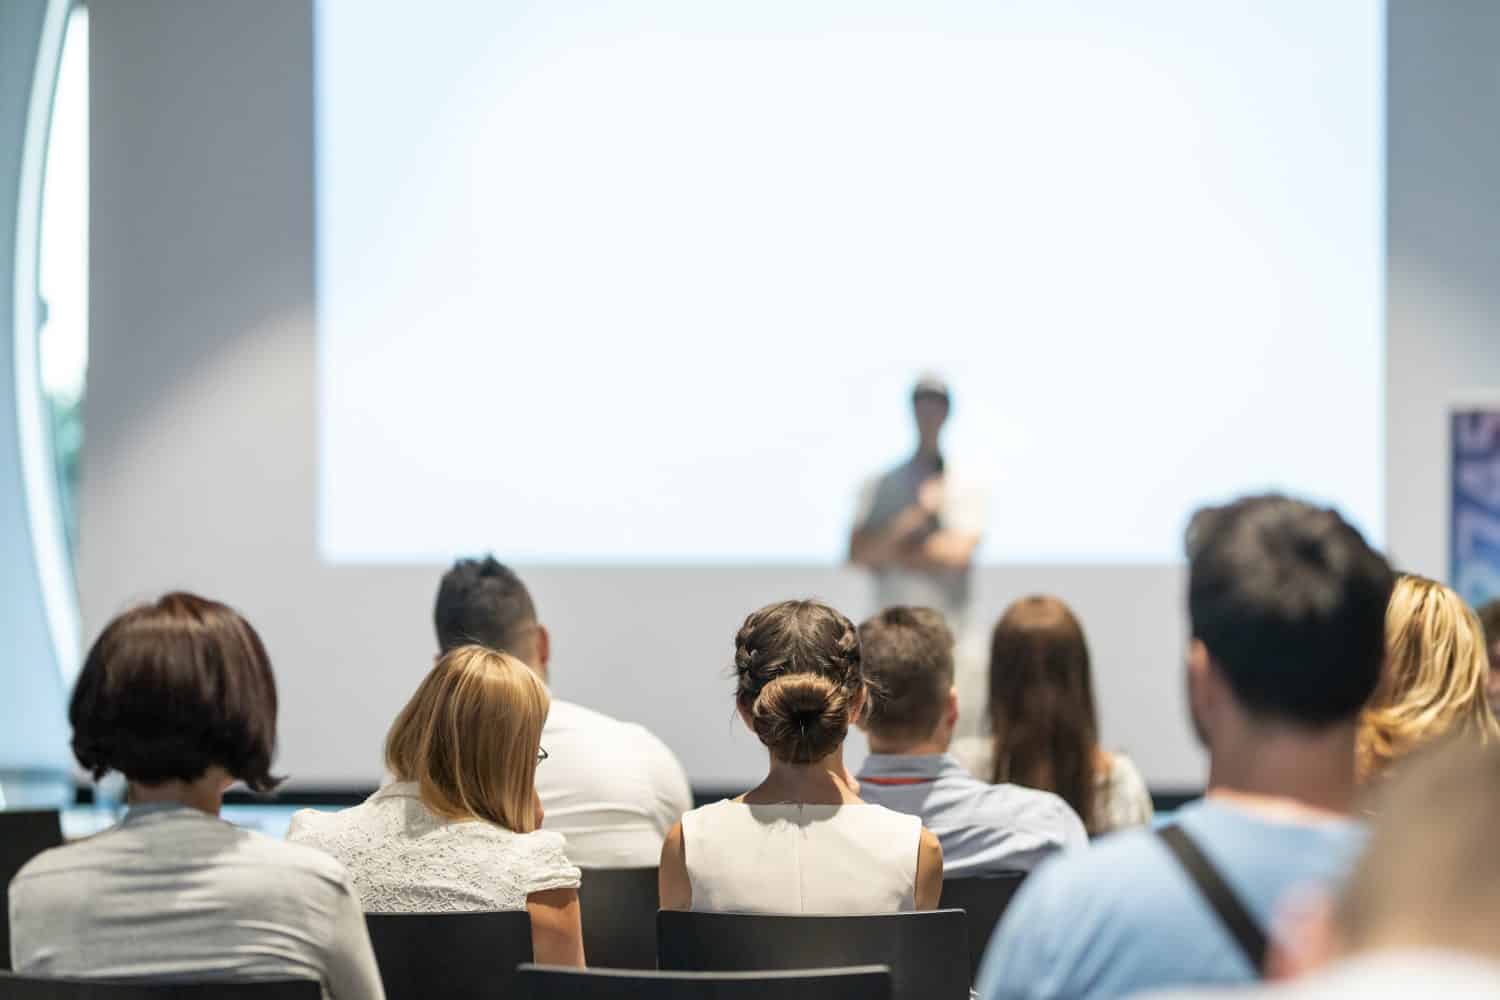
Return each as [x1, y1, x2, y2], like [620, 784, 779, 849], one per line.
[288, 646, 584, 966]
[660, 600, 943, 913]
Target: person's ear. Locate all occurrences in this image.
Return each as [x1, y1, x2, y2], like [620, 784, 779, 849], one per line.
[946, 685, 960, 730]
[535, 623, 552, 678]
[851, 684, 869, 726]
[1186, 639, 1217, 741]
[736, 699, 755, 733]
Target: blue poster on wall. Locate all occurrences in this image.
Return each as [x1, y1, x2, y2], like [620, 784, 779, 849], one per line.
[1451, 408, 1500, 607]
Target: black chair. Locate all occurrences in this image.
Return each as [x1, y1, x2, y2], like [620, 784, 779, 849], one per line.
[939, 871, 1029, 981]
[517, 963, 892, 1000]
[0, 974, 317, 999]
[657, 910, 968, 1000]
[577, 867, 659, 970]
[364, 910, 531, 1000]
[0, 811, 64, 972]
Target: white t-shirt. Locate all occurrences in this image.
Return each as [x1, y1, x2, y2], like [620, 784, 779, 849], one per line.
[535, 698, 694, 868]
[853, 457, 987, 624]
[681, 800, 922, 913]
[288, 783, 580, 913]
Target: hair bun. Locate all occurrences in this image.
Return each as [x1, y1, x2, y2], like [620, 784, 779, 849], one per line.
[751, 672, 850, 763]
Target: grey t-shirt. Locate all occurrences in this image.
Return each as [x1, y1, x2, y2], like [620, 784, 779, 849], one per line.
[8, 802, 385, 999]
[853, 456, 986, 623]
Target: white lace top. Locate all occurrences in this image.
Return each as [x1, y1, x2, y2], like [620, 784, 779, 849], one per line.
[287, 783, 581, 913]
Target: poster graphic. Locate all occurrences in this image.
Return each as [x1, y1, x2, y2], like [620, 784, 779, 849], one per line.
[1451, 407, 1500, 607]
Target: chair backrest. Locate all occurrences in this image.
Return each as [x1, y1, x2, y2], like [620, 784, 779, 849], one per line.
[517, 963, 892, 1000]
[364, 910, 532, 1000]
[576, 867, 659, 970]
[657, 910, 968, 1000]
[0, 973, 318, 999]
[0, 810, 64, 971]
[938, 871, 1029, 981]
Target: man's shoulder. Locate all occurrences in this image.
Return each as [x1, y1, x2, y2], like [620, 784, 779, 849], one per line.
[546, 699, 680, 757]
[964, 779, 1087, 839]
[996, 822, 1225, 953]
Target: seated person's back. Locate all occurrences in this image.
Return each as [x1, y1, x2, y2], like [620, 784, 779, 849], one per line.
[13, 807, 367, 987]
[289, 646, 585, 966]
[853, 606, 1086, 875]
[434, 556, 692, 867]
[660, 599, 943, 913]
[978, 495, 1395, 1000]
[682, 798, 921, 913]
[8, 593, 383, 999]
[537, 698, 693, 868]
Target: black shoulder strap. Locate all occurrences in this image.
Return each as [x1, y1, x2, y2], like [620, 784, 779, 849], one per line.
[1157, 824, 1268, 975]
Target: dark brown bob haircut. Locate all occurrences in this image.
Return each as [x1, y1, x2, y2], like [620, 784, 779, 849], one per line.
[69, 592, 282, 793]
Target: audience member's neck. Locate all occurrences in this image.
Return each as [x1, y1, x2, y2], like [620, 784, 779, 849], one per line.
[1205, 717, 1358, 819]
[128, 771, 230, 816]
[867, 732, 948, 757]
[743, 746, 862, 806]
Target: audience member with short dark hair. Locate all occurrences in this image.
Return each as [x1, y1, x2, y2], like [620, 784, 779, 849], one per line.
[855, 606, 1086, 874]
[1475, 598, 1500, 716]
[977, 495, 1395, 1000]
[8, 593, 385, 997]
[289, 645, 585, 967]
[953, 595, 1153, 835]
[1146, 740, 1500, 998]
[434, 556, 692, 867]
[1357, 575, 1500, 781]
[659, 599, 944, 912]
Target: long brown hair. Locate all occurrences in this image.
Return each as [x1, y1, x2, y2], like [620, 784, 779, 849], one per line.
[987, 595, 1100, 832]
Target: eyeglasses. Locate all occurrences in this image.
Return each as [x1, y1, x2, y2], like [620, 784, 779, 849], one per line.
[536, 746, 550, 765]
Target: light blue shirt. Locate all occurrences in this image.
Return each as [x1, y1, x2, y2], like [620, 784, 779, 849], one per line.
[856, 752, 1087, 875]
[976, 799, 1365, 1000]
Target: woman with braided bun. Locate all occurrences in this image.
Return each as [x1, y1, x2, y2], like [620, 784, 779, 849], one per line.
[659, 599, 943, 913]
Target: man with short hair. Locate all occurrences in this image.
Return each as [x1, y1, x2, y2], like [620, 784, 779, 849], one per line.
[855, 606, 1086, 874]
[1148, 741, 1500, 998]
[977, 495, 1395, 1000]
[434, 556, 693, 867]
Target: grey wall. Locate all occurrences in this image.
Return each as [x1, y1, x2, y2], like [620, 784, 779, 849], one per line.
[0, 0, 73, 802]
[78, 0, 1500, 793]
[1387, 0, 1500, 578]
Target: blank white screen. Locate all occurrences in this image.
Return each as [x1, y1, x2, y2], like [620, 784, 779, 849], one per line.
[316, 0, 1382, 564]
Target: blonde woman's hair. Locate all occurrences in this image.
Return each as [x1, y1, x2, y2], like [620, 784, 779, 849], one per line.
[385, 644, 549, 832]
[1358, 575, 1500, 780]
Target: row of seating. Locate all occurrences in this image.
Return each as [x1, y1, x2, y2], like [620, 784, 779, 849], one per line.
[0, 965, 893, 999]
[0, 908, 964, 1000]
[0, 810, 1027, 999]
